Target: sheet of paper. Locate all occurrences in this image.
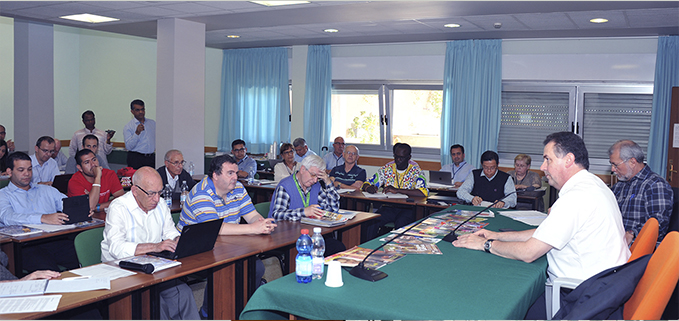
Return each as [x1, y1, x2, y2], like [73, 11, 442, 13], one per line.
[45, 277, 110, 293]
[479, 201, 494, 207]
[24, 224, 76, 233]
[500, 210, 548, 226]
[336, 188, 355, 194]
[0, 279, 47, 298]
[0, 295, 61, 314]
[70, 263, 136, 281]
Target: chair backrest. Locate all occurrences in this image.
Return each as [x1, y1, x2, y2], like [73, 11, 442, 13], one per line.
[668, 187, 678, 233]
[628, 217, 659, 262]
[624, 231, 679, 320]
[74, 227, 105, 267]
[52, 174, 73, 194]
[254, 201, 271, 219]
[172, 211, 181, 225]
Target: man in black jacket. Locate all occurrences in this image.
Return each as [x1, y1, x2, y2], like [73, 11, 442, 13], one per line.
[157, 149, 196, 199]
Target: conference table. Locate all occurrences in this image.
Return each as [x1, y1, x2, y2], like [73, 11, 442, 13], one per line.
[240, 205, 549, 320]
[1, 211, 379, 320]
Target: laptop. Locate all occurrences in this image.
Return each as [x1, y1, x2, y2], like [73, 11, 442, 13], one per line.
[62, 195, 91, 224]
[147, 219, 223, 260]
[268, 159, 283, 168]
[429, 170, 453, 186]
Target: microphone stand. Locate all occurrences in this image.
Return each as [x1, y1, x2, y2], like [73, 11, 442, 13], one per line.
[349, 207, 455, 282]
[441, 191, 517, 243]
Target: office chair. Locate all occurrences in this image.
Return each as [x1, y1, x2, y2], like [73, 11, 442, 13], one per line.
[254, 201, 286, 276]
[624, 231, 679, 320]
[628, 217, 658, 262]
[73, 227, 104, 267]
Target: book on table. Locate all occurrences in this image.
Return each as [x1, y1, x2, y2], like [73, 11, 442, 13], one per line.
[0, 225, 43, 237]
[300, 210, 357, 227]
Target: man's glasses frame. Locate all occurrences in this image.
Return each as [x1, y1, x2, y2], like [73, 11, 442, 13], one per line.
[135, 185, 162, 197]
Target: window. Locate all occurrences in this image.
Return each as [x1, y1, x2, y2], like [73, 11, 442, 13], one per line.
[498, 82, 653, 170]
[330, 82, 442, 155]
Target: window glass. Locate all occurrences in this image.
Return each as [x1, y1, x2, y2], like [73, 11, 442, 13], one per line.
[391, 89, 442, 149]
[330, 90, 380, 145]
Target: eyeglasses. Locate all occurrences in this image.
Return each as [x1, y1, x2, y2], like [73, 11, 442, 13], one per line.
[333, 142, 345, 146]
[344, 151, 358, 157]
[40, 148, 55, 155]
[232, 148, 246, 153]
[610, 159, 628, 169]
[167, 160, 186, 167]
[282, 150, 294, 155]
[135, 185, 162, 197]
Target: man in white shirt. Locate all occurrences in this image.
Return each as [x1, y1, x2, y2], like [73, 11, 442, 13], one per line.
[30, 136, 60, 186]
[293, 137, 317, 163]
[440, 144, 473, 187]
[124, 99, 156, 169]
[453, 131, 629, 319]
[52, 139, 68, 171]
[68, 110, 114, 160]
[101, 167, 199, 319]
[323, 136, 345, 173]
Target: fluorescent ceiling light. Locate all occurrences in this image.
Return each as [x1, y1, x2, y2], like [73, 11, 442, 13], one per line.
[60, 13, 119, 23]
[589, 18, 609, 23]
[444, 23, 461, 28]
[324, 28, 339, 33]
[250, 1, 310, 6]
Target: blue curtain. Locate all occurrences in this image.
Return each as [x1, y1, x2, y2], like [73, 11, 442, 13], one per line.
[303, 45, 332, 155]
[647, 36, 679, 177]
[218, 47, 290, 153]
[440, 39, 502, 168]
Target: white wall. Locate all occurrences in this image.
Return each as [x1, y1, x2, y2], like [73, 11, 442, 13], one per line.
[0, 17, 13, 140]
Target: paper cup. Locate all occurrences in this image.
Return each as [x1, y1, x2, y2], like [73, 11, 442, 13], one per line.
[325, 260, 344, 287]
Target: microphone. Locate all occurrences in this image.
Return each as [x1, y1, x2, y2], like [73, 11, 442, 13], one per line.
[349, 207, 456, 282]
[441, 191, 517, 243]
[119, 260, 155, 274]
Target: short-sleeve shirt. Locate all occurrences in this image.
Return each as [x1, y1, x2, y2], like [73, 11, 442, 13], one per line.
[67, 169, 123, 204]
[329, 164, 366, 186]
[177, 176, 256, 231]
[365, 160, 428, 197]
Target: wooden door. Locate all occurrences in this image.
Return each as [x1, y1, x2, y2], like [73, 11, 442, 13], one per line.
[667, 87, 679, 188]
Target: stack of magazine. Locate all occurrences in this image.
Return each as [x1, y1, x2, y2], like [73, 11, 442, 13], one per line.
[324, 246, 405, 269]
[301, 210, 357, 227]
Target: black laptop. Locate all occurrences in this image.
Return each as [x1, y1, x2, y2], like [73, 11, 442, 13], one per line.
[429, 170, 453, 186]
[62, 195, 91, 224]
[147, 219, 223, 260]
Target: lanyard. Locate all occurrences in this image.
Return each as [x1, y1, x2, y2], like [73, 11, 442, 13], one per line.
[452, 161, 466, 179]
[293, 173, 311, 208]
[391, 163, 408, 189]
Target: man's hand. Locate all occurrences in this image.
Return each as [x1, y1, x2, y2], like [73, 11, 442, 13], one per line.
[153, 239, 178, 253]
[251, 217, 277, 234]
[453, 181, 463, 188]
[6, 139, 14, 152]
[93, 166, 103, 180]
[471, 196, 483, 206]
[135, 123, 145, 135]
[303, 204, 324, 219]
[625, 230, 635, 245]
[21, 270, 61, 281]
[492, 201, 505, 208]
[41, 213, 69, 225]
[452, 232, 486, 250]
[317, 171, 333, 186]
[106, 130, 115, 141]
[364, 185, 378, 194]
[383, 185, 398, 194]
[237, 170, 248, 179]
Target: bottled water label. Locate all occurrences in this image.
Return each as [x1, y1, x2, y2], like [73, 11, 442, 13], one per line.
[296, 257, 312, 276]
[312, 257, 324, 279]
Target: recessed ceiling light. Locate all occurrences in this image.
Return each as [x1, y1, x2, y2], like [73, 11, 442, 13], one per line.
[324, 28, 339, 33]
[226, 35, 240, 38]
[60, 13, 119, 23]
[589, 18, 609, 23]
[444, 23, 461, 28]
[250, 1, 310, 6]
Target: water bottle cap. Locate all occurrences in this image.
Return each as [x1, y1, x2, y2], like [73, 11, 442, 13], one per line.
[300, 229, 309, 235]
[313, 227, 321, 233]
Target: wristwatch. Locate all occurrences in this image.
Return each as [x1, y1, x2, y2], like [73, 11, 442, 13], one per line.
[483, 239, 495, 253]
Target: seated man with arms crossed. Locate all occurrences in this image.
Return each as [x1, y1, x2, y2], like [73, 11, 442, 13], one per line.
[440, 144, 474, 187]
[323, 136, 345, 173]
[231, 139, 257, 180]
[609, 139, 673, 245]
[457, 150, 517, 209]
[269, 155, 345, 254]
[68, 149, 124, 212]
[0, 152, 80, 273]
[329, 144, 366, 190]
[362, 143, 428, 239]
[178, 154, 277, 318]
[157, 149, 196, 200]
[453, 132, 630, 319]
[102, 167, 199, 320]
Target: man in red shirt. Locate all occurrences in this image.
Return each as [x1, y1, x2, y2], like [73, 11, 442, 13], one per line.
[67, 149, 124, 212]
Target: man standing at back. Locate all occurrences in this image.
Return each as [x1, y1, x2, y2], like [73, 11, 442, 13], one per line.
[608, 140, 673, 245]
[457, 150, 517, 209]
[323, 136, 345, 173]
[231, 139, 257, 180]
[102, 167, 199, 319]
[124, 99, 156, 169]
[293, 137, 317, 163]
[31, 136, 60, 186]
[440, 144, 474, 187]
[68, 110, 114, 161]
[453, 132, 629, 319]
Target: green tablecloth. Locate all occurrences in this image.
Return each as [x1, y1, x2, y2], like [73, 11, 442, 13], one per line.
[240, 205, 548, 320]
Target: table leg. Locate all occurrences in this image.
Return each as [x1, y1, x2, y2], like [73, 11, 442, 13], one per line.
[212, 262, 239, 320]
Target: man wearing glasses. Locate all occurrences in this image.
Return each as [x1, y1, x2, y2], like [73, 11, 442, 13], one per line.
[124, 99, 156, 169]
[329, 145, 366, 190]
[323, 136, 345, 173]
[231, 139, 256, 180]
[102, 167, 200, 320]
[30, 136, 60, 186]
[457, 150, 517, 209]
[608, 140, 673, 245]
[157, 149, 196, 199]
[68, 149, 124, 212]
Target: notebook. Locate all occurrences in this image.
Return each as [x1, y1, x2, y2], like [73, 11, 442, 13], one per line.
[429, 170, 453, 186]
[62, 195, 91, 224]
[147, 219, 222, 260]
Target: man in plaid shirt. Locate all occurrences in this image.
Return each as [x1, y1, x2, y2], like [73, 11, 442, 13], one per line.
[609, 140, 673, 245]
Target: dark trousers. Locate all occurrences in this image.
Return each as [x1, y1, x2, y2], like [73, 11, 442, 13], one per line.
[22, 238, 79, 273]
[127, 151, 155, 169]
[366, 205, 416, 240]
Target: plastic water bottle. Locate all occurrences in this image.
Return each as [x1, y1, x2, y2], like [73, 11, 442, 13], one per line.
[163, 184, 172, 208]
[311, 227, 325, 280]
[180, 180, 189, 208]
[296, 229, 313, 283]
[188, 162, 195, 176]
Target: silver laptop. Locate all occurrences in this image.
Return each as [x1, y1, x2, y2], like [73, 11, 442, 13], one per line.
[429, 170, 453, 186]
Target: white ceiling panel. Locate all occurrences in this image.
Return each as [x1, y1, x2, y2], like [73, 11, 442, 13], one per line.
[513, 12, 578, 30]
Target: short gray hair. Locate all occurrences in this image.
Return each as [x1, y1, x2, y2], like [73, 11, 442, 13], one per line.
[164, 149, 182, 161]
[300, 154, 325, 171]
[293, 137, 307, 148]
[609, 140, 645, 163]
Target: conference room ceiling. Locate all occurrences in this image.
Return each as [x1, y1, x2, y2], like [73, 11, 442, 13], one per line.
[1, 1, 678, 49]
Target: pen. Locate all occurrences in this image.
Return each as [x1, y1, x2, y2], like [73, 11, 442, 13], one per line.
[63, 276, 91, 281]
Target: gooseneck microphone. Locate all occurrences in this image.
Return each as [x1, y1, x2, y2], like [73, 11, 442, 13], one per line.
[441, 191, 517, 243]
[349, 207, 454, 282]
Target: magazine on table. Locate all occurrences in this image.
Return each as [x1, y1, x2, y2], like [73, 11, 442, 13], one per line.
[0, 225, 43, 237]
[324, 246, 405, 269]
[383, 242, 443, 255]
[300, 210, 357, 227]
